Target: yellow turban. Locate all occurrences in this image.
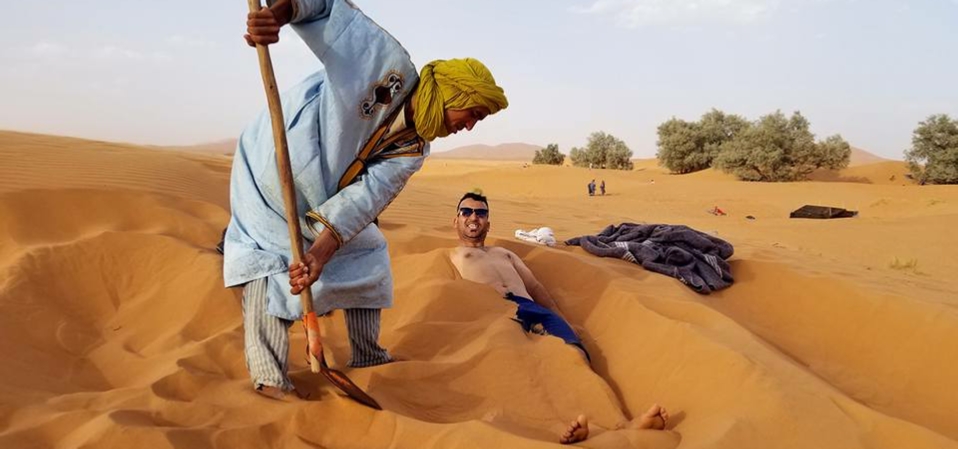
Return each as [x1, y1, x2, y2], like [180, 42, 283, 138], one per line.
[413, 58, 508, 142]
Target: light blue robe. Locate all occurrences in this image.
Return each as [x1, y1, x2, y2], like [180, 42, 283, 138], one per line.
[223, 0, 428, 320]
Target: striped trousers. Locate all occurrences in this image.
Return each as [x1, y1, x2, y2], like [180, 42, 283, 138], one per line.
[242, 277, 392, 390]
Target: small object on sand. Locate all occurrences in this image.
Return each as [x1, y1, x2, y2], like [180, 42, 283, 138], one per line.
[789, 205, 858, 219]
[515, 227, 557, 247]
[746, 215, 756, 220]
[708, 206, 727, 216]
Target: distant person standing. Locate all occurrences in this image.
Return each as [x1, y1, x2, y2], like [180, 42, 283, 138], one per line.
[588, 179, 596, 196]
[600, 180, 605, 196]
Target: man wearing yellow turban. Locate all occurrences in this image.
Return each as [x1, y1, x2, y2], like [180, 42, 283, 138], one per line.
[225, 0, 508, 400]
[413, 58, 509, 141]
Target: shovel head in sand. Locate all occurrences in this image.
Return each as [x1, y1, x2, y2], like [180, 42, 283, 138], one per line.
[304, 312, 382, 409]
[246, 0, 381, 411]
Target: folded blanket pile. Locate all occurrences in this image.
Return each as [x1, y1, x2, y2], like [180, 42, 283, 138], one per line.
[566, 223, 734, 293]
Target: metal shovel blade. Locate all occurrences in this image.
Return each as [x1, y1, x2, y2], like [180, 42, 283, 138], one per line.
[319, 356, 382, 410]
[304, 313, 382, 410]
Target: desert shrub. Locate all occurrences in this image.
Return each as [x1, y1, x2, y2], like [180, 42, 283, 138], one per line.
[656, 118, 705, 174]
[569, 131, 633, 170]
[905, 114, 958, 185]
[714, 111, 850, 182]
[657, 109, 749, 174]
[533, 143, 565, 165]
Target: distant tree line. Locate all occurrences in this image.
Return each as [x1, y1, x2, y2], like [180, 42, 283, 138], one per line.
[656, 109, 851, 182]
[533, 132, 634, 170]
[533, 112, 957, 184]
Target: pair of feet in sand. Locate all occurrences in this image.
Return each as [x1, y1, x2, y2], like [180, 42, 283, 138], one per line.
[257, 384, 669, 445]
[560, 404, 670, 444]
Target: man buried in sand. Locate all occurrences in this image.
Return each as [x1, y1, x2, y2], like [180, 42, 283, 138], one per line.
[223, 0, 508, 400]
[449, 192, 670, 444]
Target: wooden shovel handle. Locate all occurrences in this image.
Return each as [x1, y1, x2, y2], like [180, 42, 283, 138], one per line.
[246, 0, 320, 373]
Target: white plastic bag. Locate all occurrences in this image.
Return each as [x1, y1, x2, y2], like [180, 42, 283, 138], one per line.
[515, 227, 556, 247]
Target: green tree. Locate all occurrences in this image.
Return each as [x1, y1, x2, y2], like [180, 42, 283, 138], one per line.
[656, 118, 704, 174]
[905, 114, 958, 184]
[815, 134, 853, 172]
[532, 143, 565, 165]
[714, 111, 850, 182]
[569, 131, 634, 170]
[656, 109, 749, 174]
[699, 108, 750, 160]
[569, 147, 584, 167]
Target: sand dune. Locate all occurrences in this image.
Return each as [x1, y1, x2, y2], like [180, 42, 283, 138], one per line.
[154, 139, 239, 156]
[432, 143, 542, 161]
[1, 131, 957, 448]
[849, 147, 890, 167]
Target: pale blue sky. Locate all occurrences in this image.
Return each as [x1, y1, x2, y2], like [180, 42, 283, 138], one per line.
[2, 0, 956, 159]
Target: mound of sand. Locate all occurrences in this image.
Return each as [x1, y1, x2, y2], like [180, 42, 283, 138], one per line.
[1, 131, 957, 448]
[810, 161, 912, 185]
[849, 147, 889, 167]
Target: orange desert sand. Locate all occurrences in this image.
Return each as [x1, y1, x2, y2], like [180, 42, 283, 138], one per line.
[1, 130, 956, 448]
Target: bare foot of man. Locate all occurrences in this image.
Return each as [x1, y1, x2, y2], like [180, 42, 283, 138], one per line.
[632, 404, 669, 430]
[560, 414, 589, 444]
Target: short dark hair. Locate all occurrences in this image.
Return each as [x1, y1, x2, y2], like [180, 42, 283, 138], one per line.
[457, 192, 489, 210]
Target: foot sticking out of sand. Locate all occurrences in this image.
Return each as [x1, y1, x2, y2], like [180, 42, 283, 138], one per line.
[560, 415, 590, 444]
[560, 404, 670, 444]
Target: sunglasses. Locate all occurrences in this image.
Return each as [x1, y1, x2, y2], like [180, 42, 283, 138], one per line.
[458, 207, 489, 218]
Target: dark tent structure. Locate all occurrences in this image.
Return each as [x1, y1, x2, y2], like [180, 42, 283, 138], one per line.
[789, 205, 858, 219]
